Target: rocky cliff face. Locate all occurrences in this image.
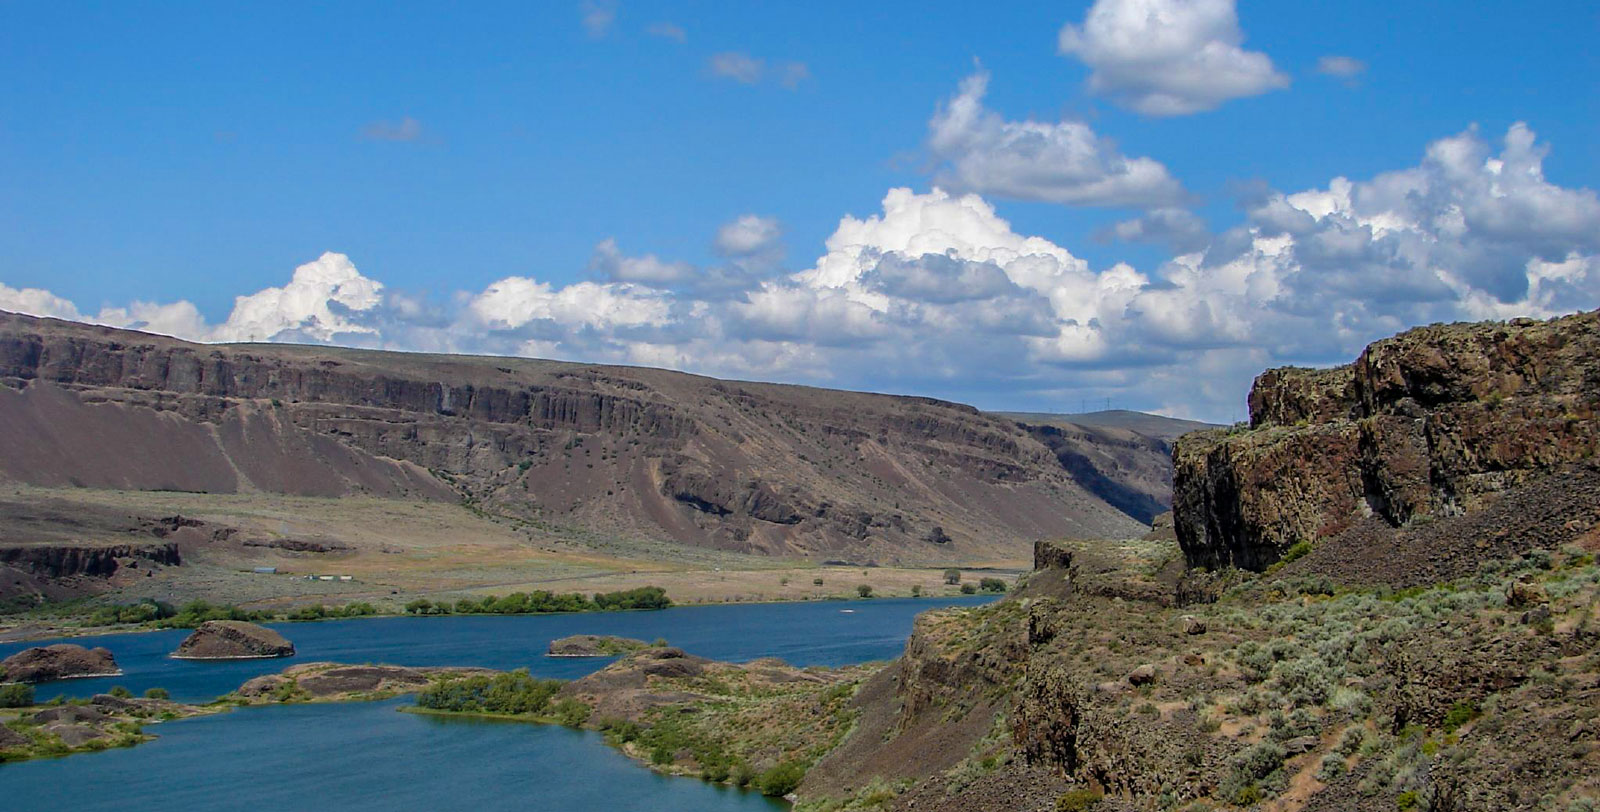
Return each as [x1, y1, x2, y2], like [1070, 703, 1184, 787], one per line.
[0, 311, 1151, 562]
[1174, 311, 1600, 570]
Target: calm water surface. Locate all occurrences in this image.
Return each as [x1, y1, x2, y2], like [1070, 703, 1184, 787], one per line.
[0, 596, 993, 811]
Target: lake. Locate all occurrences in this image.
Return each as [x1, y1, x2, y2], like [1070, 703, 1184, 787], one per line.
[0, 596, 993, 811]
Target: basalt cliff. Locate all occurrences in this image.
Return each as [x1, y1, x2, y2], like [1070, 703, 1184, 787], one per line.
[1174, 310, 1600, 572]
[692, 311, 1600, 812]
[0, 311, 1165, 567]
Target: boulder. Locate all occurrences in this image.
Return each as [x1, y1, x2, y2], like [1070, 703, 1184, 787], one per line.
[1127, 664, 1158, 686]
[0, 644, 121, 683]
[172, 620, 295, 659]
[89, 693, 136, 710]
[41, 722, 107, 748]
[1506, 577, 1548, 608]
[1519, 604, 1553, 626]
[1284, 735, 1320, 755]
[636, 648, 708, 679]
[0, 725, 28, 750]
[32, 705, 108, 724]
[1179, 615, 1207, 635]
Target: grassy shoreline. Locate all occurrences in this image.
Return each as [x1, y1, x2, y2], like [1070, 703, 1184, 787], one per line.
[0, 585, 1006, 646]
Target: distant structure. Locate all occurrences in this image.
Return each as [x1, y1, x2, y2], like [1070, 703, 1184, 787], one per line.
[251, 567, 278, 575]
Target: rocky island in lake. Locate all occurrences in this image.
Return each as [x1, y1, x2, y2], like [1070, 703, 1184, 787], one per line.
[171, 621, 295, 660]
[0, 644, 121, 683]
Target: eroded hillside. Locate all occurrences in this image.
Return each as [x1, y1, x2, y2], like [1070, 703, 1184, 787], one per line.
[0, 311, 1156, 568]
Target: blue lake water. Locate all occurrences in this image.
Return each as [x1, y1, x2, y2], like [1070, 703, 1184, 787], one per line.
[0, 596, 993, 811]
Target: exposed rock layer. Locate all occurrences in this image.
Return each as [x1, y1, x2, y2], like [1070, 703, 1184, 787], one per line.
[1174, 311, 1600, 570]
[0, 311, 1155, 562]
[0, 643, 121, 683]
[172, 620, 295, 659]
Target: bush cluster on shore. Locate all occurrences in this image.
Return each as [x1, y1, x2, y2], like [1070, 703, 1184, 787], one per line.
[404, 586, 671, 616]
[415, 669, 566, 716]
[86, 599, 272, 629]
[285, 602, 377, 621]
[596, 715, 808, 797]
[86, 599, 379, 628]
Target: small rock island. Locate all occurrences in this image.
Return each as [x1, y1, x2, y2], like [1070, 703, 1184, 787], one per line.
[546, 634, 653, 657]
[0, 644, 122, 683]
[172, 620, 296, 660]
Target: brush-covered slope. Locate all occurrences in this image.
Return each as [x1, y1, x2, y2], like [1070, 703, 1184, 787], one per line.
[0, 311, 1148, 564]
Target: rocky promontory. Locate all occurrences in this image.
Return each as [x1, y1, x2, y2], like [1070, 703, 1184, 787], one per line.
[547, 634, 652, 657]
[0, 643, 121, 683]
[1174, 311, 1600, 571]
[171, 620, 295, 659]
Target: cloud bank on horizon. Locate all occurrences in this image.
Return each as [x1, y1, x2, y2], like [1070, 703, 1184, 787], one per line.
[7, 120, 1597, 423]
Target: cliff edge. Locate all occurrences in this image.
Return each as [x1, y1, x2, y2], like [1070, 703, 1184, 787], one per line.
[1174, 311, 1600, 571]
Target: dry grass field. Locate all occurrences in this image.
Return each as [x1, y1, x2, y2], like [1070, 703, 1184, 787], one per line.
[0, 485, 1026, 627]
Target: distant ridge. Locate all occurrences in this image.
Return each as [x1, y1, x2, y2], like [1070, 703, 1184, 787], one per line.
[994, 410, 1219, 443]
[0, 311, 1160, 566]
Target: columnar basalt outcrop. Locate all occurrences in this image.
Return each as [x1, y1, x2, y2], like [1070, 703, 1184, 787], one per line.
[1175, 311, 1600, 570]
[0, 542, 179, 578]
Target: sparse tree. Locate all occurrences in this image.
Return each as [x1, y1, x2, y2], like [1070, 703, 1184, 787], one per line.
[857, 584, 873, 598]
[943, 569, 962, 585]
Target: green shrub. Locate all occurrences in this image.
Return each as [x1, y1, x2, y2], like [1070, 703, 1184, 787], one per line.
[155, 600, 270, 629]
[0, 683, 34, 708]
[756, 761, 806, 797]
[1317, 752, 1346, 781]
[1281, 540, 1314, 564]
[552, 698, 591, 727]
[1396, 790, 1421, 810]
[812, 578, 824, 586]
[979, 577, 1008, 593]
[143, 687, 170, 700]
[857, 584, 874, 598]
[108, 686, 133, 699]
[910, 585, 922, 597]
[415, 669, 563, 715]
[1056, 788, 1103, 811]
[1441, 700, 1479, 733]
[960, 583, 977, 594]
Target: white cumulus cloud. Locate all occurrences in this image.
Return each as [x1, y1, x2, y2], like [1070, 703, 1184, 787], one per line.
[1058, 0, 1289, 116]
[7, 127, 1598, 422]
[928, 70, 1185, 207]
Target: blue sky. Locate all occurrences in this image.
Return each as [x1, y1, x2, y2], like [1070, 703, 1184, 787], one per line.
[2, 1, 1598, 421]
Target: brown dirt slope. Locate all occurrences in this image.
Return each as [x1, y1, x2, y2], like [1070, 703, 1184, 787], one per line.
[0, 310, 1148, 564]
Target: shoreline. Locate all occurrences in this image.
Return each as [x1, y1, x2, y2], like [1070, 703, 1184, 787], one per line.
[0, 593, 1001, 646]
